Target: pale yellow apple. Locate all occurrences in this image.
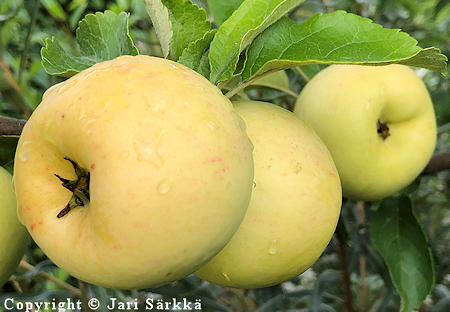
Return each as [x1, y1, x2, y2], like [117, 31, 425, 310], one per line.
[0, 166, 29, 287]
[294, 64, 436, 201]
[13, 55, 254, 289]
[195, 101, 342, 288]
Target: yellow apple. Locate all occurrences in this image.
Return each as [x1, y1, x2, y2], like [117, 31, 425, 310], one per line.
[294, 64, 436, 201]
[0, 166, 29, 287]
[195, 101, 342, 288]
[13, 55, 254, 289]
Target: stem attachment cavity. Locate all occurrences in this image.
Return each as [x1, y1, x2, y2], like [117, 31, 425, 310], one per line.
[55, 157, 90, 218]
[377, 120, 390, 140]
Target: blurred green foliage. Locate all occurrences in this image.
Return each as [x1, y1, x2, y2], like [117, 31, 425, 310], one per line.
[1, 0, 450, 311]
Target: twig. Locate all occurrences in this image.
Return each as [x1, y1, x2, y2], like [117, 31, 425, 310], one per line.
[0, 58, 32, 118]
[18, 0, 40, 86]
[0, 58, 22, 95]
[293, 66, 311, 82]
[357, 201, 367, 311]
[421, 151, 450, 175]
[335, 220, 354, 312]
[16, 260, 82, 297]
[0, 115, 27, 135]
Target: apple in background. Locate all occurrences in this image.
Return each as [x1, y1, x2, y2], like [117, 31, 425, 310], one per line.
[13, 55, 254, 289]
[195, 101, 342, 289]
[0, 166, 29, 287]
[294, 64, 437, 201]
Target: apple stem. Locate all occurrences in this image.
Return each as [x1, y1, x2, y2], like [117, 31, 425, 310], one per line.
[377, 120, 390, 140]
[55, 157, 90, 218]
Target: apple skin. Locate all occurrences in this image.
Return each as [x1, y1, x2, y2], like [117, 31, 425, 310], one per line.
[13, 55, 254, 289]
[294, 64, 437, 201]
[195, 101, 342, 289]
[0, 166, 29, 287]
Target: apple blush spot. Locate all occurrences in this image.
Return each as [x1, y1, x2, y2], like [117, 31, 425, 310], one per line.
[210, 156, 222, 163]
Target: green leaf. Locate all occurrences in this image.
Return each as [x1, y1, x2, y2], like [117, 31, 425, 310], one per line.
[41, 10, 139, 77]
[370, 196, 435, 312]
[209, 0, 305, 84]
[242, 11, 448, 82]
[143, 0, 172, 58]
[434, 0, 450, 17]
[247, 70, 297, 97]
[162, 0, 211, 61]
[178, 29, 217, 78]
[207, 0, 244, 27]
[0, 135, 19, 167]
[396, 47, 448, 73]
[40, 0, 66, 21]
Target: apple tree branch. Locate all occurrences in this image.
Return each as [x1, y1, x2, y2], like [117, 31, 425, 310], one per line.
[0, 115, 27, 135]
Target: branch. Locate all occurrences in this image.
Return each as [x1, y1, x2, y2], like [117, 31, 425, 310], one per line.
[16, 260, 82, 297]
[335, 218, 354, 312]
[421, 151, 450, 175]
[0, 58, 32, 118]
[0, 115, 27, 135]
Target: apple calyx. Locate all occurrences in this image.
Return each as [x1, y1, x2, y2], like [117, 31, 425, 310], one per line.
[377, 120, 390, 140]
[55, 157, 90, 218]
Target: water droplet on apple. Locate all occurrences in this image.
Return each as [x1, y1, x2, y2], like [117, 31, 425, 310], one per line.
[169, 63, 179, 69]
[133, 140, 164, 167]
[222, 272, 231, 282]
[56, 80, 76, 95]
[252, 182, 257, 189]
[233, 113, 247, 133]
[289, 160, 302, 174]
[18, 141, 32, 161]
[150, 98, 168, 114]
[157, 179, 171, 194]
[83, 69, 106, 79]
[120, 150, 130, 160]
[206, 121, 216, 130]
[145, 88, 174, 116]
[249, 140, 254, 151]
[268, 239, 277, 255]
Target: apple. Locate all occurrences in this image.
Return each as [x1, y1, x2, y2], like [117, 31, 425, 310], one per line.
[0, 166, 29, 287]
[195, 101, 342, 288]
[13, 55, 254, 289]
[293, 64, 437, 201]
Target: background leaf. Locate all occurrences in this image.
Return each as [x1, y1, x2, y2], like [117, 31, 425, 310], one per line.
[163, 0, 211, 61]
[208, 0, 305, 84]
[40, 0, 66, 21]
[371, 196, 435, 312]
[242, 11, 448, 82]
[143, 0, 173, 58]
[41, 10, 139, 77]
[0, 135, 19, 167]
[206, 0, 244, 27]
